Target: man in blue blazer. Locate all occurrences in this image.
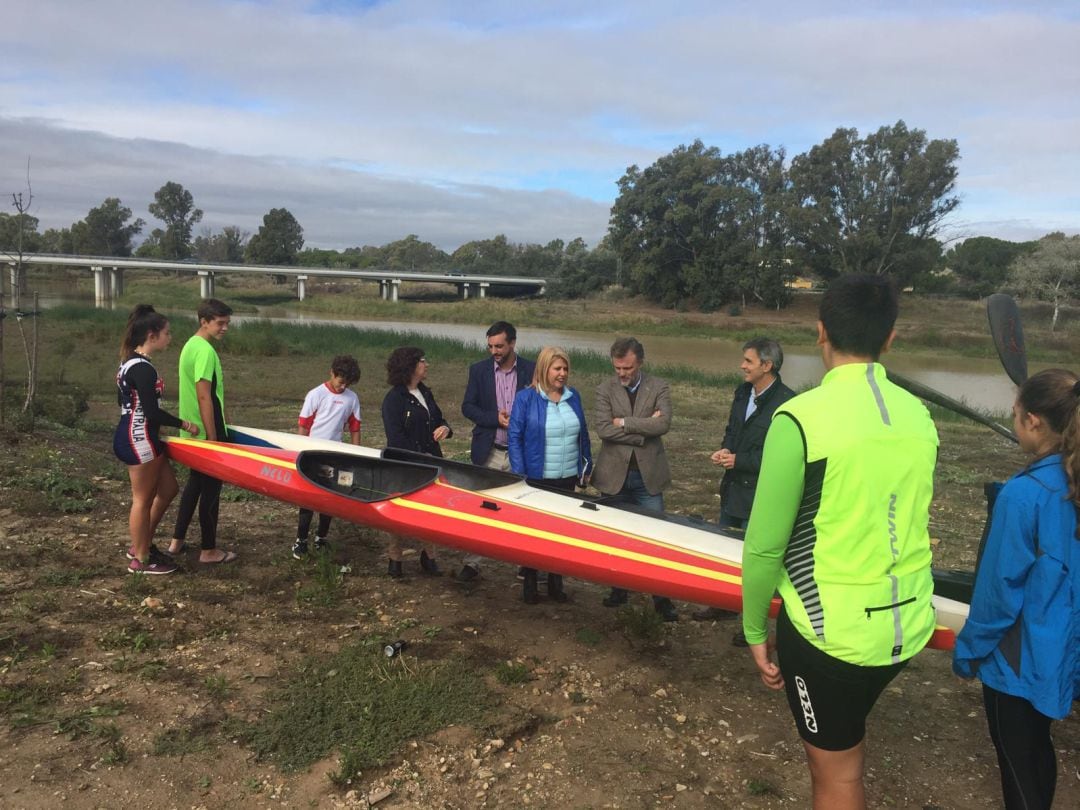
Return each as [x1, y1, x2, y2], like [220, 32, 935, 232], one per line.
[459, 321, 536, 581]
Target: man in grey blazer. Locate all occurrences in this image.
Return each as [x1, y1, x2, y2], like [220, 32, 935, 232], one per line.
[591, 337, 678, 621]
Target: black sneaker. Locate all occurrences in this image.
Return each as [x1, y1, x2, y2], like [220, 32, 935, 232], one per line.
[314, 536, 329, 552]
[292, 538, 308, 560]
[456, 564, 479, 583]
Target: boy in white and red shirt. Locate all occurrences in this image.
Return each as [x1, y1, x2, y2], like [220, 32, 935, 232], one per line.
[292, 355, 362, 559]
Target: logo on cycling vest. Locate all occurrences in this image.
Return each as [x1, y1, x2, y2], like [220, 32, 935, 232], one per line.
[795, 676, 818, 733]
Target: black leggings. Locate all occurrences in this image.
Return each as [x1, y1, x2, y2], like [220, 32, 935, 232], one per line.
[173, 469, 222, 550]
[297, 509, 332, 541]
[983, 684, 1056, 810]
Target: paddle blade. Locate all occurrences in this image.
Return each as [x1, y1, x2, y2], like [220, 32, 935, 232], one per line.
[987, 293, 1028, 385]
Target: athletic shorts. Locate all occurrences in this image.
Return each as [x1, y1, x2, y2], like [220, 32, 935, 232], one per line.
[113, 416, 164, 466]
[776, 606, 908, 751]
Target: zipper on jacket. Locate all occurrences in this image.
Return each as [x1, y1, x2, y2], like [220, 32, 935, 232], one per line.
[864, 596, 915, 619]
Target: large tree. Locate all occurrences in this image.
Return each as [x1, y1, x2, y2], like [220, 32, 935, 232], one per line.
[245, 208, 304, 265]
[70, 197, 144, 257]
[146, 181, 203, 259]
[0, 211, 41, 253]
[1007, 233, 1080, 331]
[608, 140, 791, 309]
[788, 121, 959, 284]
[945, 236, 1036, 299]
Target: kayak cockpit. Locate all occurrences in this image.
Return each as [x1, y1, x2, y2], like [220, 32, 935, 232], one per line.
[296, 451, 439, 502]
[382, 448, 524, 490]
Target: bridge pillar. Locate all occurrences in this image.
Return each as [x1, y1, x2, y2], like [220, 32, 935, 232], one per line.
[297, 275, 308, 302]
[198, 270, 215, 299]
[390, 279, 401, 302]
[110, 267, 124, 299]
[379, 279, 388, 300]
[459, 282, 470, 300]
[91, 266, 108, 308]
[478, 282, 489, 299]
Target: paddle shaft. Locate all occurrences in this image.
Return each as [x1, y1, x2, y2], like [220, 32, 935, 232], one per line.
[886, 370, 1018, 444]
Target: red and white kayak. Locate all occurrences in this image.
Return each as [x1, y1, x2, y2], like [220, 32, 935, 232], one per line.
[165, 426, 968, 651]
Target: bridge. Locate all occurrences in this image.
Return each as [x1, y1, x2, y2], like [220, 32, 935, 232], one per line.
[6, 253, 546, 308]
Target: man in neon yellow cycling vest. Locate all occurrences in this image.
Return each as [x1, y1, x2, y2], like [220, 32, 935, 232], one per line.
[741, 274, 938, 810]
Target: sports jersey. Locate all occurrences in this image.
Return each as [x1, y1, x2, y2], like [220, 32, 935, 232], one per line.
[177, 335, 226, 440]
[113, 354, 182, 464]
[297, 382, 361, 441]
[742, 362, 939, 666]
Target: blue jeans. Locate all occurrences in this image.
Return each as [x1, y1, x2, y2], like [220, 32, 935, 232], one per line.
[613, 469, 664, 513]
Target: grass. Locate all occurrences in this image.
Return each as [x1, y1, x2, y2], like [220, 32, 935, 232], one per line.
[244, 637, 486, 774]
[494, 660, 532, 685]
[295, 547, 346, 607]
[616, 603, 666, 642]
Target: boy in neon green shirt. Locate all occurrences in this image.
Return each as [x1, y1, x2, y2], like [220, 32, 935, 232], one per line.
[168, 298, 238, 565]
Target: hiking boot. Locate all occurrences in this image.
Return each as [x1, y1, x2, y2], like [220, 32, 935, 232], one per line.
[731, 630, 749, 648]
[602, 587, 629, 608]
[692, 606, 740, 621]
[292, 538, 308, 560]
[456, 564, 480, 583]
[419, 550, 442, 576]
[128, 556, 178, 575]
[313, 536, 329, 552]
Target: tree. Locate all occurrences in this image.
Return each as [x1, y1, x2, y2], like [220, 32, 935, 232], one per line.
[0, 212, 41, 253]
[1007, 233, 1080, 331]
[245, 208, 304, 265]
[193, 226, 248, 263]
[383, 234, 448, 270]
[945, 236, 1036, 299]
[788, 121, 960, 285]
[70, 197, 144, 257]
[608, 140, 792, 310]
[146, 181, 203, 259]
[40, 227, 74, 254]
[451, 235, 516, 275]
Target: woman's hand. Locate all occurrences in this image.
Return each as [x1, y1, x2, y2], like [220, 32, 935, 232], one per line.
[433, 425, 450, 442]
[183, 421, 200, 437]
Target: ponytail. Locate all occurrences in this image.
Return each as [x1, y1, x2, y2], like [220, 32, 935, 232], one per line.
[119, 304, 168, 360]
[1064, 379, 1080, 516]
[1017, 369, 1080, 522]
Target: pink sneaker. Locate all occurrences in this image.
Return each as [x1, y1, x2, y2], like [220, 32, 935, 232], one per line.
[128, 557, 178, 575]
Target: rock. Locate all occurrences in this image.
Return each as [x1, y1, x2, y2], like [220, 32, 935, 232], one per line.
[140, 597, 164, 610]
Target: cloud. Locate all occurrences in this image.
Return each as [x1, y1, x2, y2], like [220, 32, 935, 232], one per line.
[0, 117, 611, 250]
[1, 1, 1078, 246]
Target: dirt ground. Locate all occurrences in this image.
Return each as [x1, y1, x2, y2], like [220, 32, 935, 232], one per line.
[2, 288, 1079, 809]
[1, 422, 1079, 810]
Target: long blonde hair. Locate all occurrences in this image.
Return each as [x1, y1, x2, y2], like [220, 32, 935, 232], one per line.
[532, 346, 571, 396]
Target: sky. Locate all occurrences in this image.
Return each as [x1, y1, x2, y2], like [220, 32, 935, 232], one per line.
[2, 0, 1079, 252]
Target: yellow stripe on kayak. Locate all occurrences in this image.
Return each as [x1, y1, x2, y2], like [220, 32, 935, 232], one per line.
[392, 494, 743, 587]
[167, 438, 297, 471]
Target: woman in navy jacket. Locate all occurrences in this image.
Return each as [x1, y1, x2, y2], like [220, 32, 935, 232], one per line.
[508, 346, 592, 603]
[953, 369, 1080, 810]
[380, 346, 452, 577]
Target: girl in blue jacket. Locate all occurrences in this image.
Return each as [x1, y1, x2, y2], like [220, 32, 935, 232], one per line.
[508, 346, 592, 603]
[953, 368, 1080, 810]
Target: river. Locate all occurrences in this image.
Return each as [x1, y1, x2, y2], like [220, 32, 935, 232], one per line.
[30, 290, 1018, 414]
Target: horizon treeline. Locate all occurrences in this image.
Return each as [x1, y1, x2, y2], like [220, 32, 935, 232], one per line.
[3, 120, 1076, 310]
